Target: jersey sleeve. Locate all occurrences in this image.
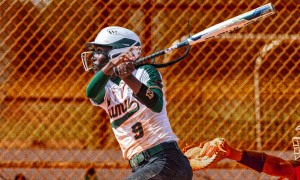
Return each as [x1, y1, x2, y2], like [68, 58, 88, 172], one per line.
[86, 70, 110, 104]
[136, 65, 164, 112]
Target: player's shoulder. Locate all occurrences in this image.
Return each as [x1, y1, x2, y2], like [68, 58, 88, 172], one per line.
[136, 64, 159, 74]
[136, 64, 161, 79]
[136, 64, 157, 71]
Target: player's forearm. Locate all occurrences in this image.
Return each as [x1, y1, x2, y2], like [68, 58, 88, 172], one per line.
[263, 154, 296, 179]
[121, 74, 142, 94]
[122, 75, 163, 112]
[225, 144, 295, 179]
[237, 150, 266, 172]
[86, 70, 109, 99]
[227, 148, 243, 161]
[102, 61, 115, 76]
[86, 60, 117, 99]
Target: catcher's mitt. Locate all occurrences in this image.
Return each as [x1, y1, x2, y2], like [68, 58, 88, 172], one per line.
[183, 137, 227, 170]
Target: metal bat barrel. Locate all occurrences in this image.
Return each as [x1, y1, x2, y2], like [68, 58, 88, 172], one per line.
[134, 3, 275, 67]
[187, 3, 275, 45]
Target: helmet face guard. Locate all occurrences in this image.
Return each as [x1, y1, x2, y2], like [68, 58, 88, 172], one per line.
[81, 51, 109, 72]
[81, 26, 142, 72]
[292, 126, 300, 160]
[293, 125, 300, 160]
[81, 51, 94, 72]
[293, 137, 300, 160]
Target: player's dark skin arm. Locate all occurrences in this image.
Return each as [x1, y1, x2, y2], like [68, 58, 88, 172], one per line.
[86, 48, 114, 102]
[102, 60, 142, 94]
[101, 63, 142, 98]
[86, 46, 127, 102]
[122, 74, 142, 94]
[105, 56, 163, 112]
[224, 142, 296, 180]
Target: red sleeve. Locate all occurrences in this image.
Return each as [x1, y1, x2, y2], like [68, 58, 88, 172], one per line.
[289, 159, 300, 179]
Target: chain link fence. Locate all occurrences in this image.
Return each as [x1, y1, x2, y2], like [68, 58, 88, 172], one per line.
[0, 0, 299, 179]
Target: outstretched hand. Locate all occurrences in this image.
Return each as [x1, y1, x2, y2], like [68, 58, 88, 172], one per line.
[182, 138, 227, 170]
[220, 140, 243, 161]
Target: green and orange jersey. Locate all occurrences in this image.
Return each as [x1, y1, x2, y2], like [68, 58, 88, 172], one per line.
[87, 65, 178, 160]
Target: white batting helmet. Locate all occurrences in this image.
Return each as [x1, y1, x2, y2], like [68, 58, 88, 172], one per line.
[81, 26, 142, 72]
[293, 125, 300, 160]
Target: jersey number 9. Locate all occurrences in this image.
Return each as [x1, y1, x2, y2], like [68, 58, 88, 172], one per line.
[132, 122, 144, 140]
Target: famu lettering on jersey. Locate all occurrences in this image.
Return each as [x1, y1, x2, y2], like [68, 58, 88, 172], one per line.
[109, 99, 140, 128]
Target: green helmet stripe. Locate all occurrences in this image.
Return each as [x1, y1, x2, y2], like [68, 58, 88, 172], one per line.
[108, 38, 141, 49]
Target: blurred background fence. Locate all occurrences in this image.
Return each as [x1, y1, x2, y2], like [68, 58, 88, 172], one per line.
[0, 0, 299, 179]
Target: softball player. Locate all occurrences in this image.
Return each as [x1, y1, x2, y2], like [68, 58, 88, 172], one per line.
[81, 26, 192, 180]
